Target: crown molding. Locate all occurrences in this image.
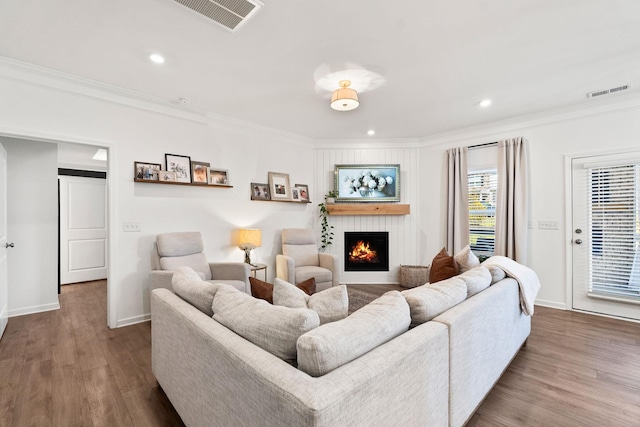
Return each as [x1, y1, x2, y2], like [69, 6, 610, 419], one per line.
[0, 56, 313, 146]
[313, 138, 421, 150]
[418, 90, 640, 148]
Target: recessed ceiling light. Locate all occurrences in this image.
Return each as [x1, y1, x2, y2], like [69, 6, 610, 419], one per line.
[367, 130, 375, 136]
[149, 53, 165, 64]
[479, 99, 492, 107]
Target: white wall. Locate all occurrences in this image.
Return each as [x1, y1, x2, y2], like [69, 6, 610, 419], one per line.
[2, 137, 59, 315]
[418, 99, 640, 309]
[0, 62, 315, 326]
[314, 145, 425, 284]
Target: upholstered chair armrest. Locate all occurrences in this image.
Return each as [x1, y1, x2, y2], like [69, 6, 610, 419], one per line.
[319, 253, 339, 287]
[209, 262, 250, 284]
[276, 254, 295, 284]
[149, 270, 175, 291]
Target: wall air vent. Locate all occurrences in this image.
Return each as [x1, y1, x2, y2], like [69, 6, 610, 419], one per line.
[586, 85, 630, 99]
[173, 0, 263, 33]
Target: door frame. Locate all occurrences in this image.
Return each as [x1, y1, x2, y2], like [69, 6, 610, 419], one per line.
[0, 128, 118, 329]
[564, 147, 640, 318]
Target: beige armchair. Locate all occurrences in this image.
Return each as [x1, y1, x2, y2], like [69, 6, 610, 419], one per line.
[276, 228, 339, 292]
[149, 231, 250, 293]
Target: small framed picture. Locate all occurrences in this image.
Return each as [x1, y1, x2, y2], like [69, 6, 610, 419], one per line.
[158, 171, 177, 182]
[295, 184, 309, 202]
[291, 187, 301, 201]
[134, 162, 161, 181]
[251, 182, 271, 200]
[268, 172, 291, 201]
[209, 169, 230, 186]
[191, 161, 210, 184]
[165, 153, 192, 183]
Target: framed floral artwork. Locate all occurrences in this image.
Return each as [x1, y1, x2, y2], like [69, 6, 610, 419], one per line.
[334, 164, 400, 202]
[165, 154, 192, 183]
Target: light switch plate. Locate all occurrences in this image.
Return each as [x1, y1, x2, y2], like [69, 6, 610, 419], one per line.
[539, 220, 559, 230]
[124, 221, 141, 232]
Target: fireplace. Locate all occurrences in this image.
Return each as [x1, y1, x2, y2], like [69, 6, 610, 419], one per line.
[344, 232, 389, 272]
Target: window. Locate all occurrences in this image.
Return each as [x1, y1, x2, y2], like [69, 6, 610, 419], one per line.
[589, 163, 640, 298]
[468, 169, 497, 255]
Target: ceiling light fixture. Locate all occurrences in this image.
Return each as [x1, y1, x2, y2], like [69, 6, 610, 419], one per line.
[149, 53, 165, 64]
[479, 99, 492, 107]
[367, 130, 375, 136]
[331, 80, 359, 111]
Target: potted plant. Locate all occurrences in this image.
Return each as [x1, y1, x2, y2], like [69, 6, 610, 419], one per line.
[318, 191, 337, 251]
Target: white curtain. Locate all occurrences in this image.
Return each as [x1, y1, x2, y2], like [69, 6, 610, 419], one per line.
[495, 137, 530, 264]
[447, 147, 469, 254]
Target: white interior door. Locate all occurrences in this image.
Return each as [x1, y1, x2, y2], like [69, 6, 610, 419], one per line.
[59, 175, 107, 284]
[572, 152, 640, 321]
[0, 143, 8, 339]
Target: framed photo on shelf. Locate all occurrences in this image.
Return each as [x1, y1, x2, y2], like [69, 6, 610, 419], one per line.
[191, 161, 210, 184]
[291, 187, 301, 201]
[294, 184, 309, 202]
[209, 169, 230, 186]
[250, 182, 271, 200]
[334, 164, 400, 202]
[268, 172, 292, 201]
[158, 171, 177, 182]
[165, 153, 192, 183]
[134, 161, 161, 181]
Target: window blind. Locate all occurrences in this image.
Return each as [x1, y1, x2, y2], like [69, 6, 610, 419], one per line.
[589, 163, 640, 298]
[468, 170, 497, 254]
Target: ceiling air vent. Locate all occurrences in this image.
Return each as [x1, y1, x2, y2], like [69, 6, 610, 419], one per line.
[173, 0, 263, 33]
[586, 85, 630, 99]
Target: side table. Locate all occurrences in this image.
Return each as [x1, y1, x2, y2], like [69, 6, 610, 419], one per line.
[250, 263, 267, 281]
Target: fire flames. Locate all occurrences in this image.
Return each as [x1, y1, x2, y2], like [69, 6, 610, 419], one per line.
[349, 240, 379, 263]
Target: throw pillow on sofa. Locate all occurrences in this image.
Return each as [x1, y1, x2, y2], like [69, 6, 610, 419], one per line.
[273, 278, 348, 325]
[483, 262, 507, 284]
[401, 277, 467, 326]
[454, 245, 480, 273]
[249, 276, 316, 304]
[458, 265, 492, 297]
[428, 247, 458, 283]
[172, 266, 220, 316]
[212, 284, 320, 363]
[296, 290, 410, 377]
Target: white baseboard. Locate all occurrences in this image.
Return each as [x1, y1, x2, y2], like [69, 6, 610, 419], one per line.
[116, 313, 150, 328]
[9, 302, 61, 317]
[534, 299, 567, 310]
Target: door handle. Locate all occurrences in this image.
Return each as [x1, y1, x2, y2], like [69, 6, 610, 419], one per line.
[574, 239, 583, 245]
[5, 243, 14, 248]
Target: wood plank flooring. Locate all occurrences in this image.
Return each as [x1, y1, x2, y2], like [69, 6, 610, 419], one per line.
[1, 281, 640, 426]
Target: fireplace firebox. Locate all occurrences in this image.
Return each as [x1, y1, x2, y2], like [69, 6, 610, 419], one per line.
[344, 232, 389, 272]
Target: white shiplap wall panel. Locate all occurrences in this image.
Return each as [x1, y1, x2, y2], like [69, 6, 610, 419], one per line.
[314, 146, 425, 284]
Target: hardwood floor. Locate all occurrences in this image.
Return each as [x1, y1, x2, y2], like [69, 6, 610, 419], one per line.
[1, 282, 640, 426]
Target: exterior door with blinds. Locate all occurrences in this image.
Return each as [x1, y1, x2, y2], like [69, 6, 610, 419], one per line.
[572, 152, 640, 321]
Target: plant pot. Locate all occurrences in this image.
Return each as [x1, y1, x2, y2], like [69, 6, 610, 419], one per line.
[326, 197, 335, 204]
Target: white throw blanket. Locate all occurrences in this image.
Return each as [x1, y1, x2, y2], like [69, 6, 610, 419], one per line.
[483, 256, 541, 316]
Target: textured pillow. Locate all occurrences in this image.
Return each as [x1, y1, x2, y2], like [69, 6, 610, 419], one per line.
[458, 265, 492, 297]
[297, 291, 410, 377]
[401, 277, 467, 326]
[171, 266, 220, 316]
[273, 278, 348, 325]
[454, 245, 480, 273]
[212, 285, 319, 362]
[249, 277, 316, 304]
[429, 248, 458, 283]
[484, 264, 507, 284]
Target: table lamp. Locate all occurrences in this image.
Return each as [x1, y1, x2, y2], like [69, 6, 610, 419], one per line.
[238, 228, 261, 265]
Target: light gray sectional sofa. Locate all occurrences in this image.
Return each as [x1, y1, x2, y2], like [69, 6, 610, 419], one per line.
[151, 267, 532, 427]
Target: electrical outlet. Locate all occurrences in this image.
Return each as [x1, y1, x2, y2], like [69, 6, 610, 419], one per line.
[528, 220, 534, 229]
[539, 220, 559, 230]
[124, 221, 141, 232]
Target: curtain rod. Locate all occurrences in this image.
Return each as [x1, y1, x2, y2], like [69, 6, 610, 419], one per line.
[468, 141, 498, 150]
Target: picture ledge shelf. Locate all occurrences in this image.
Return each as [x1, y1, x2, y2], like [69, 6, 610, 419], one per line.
[134, 179, 233, 188]
[326, 203, 410, 215]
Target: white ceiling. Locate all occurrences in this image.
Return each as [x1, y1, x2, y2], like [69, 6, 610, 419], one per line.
[1, 0, 639, 140]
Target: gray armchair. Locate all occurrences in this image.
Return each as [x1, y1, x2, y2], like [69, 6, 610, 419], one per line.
[275, 228, 339, 292]
[149, 231, 250, 293]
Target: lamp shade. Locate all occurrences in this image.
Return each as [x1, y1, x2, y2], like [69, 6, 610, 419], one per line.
[238, 228, 261, 248]
[331, 80, 359, 111]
